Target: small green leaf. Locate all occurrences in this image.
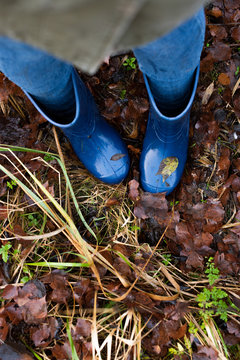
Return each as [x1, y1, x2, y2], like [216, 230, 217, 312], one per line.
[21, 276, 30, 284]
[120, 89, 127, 99]
[0, 243, 12, 263]
[44, 153, 55, 162]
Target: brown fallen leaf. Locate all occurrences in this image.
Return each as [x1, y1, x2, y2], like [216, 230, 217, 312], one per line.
[194, 232, 213, 249]
[103, 98, 121, 120]
[0, 317, 8, 342]
[30, 318, 59, 347]
[11, 281, 47, 324]
[193, 345, 218, 360]
[113, 256, 132, 278]
[208, 6, 222, 18]
[133, 192, 168, 220]
[127, 144, 141, 155]
[74, 318, 92, 338]
[200, 53, 215, 73]
[128, 179, 140, 201]
[0, 205, 9, 221]
[227, 320, 240, 337]
[224, 0, 239, 11]
[202, 82, 214, 105]
[30, 323, 51, 347]
[218, 73, 230, 86]
[165, 320, 187, 340]
[110, 153, 126, 161]
[209, 25, 228, 40]
[185, 251, 204, 270]
[105, 197, 119, 207]
[2, 285, 18, 300]
[230, 27, 240, 42]
[41, 270, 71, 304]
[5, 302, 23, 325]
[209, 42, 231, 62]
[73, 278, 91, 306]
[51, 342, 72, 360]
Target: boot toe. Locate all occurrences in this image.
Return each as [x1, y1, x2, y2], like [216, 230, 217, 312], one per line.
[100, 158, 130, 184]
[140, 141, 186, 195]
[141, 177, 178, 195]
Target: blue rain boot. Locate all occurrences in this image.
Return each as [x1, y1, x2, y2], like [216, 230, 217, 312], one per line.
[24, 67, 130, 184]
[140, 65, 200, 194]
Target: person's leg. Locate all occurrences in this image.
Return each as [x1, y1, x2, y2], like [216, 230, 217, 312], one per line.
[0, 37, 75, 118]
[134, 9, 205, 194]
[134, 8, 205, 116]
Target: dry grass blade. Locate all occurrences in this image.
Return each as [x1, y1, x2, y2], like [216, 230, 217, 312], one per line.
[2, 225, 66, 241]
[185, 314, 228, 360]
[232, 76, 240, 97]
[8, 94, 26, 119]
[0, 147, 178, 303]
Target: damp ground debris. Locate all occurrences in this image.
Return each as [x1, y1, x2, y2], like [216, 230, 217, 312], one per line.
[0, 1, 240, 359]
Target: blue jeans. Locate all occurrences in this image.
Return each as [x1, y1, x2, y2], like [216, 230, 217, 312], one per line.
[0, 8, 205, 116]
[134, 8, 205, 113]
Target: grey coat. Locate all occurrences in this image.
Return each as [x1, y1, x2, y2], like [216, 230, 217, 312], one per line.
[0, 0, 206, 74]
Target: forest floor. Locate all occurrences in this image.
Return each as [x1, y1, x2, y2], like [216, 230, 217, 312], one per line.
[0, 1, 240, 359]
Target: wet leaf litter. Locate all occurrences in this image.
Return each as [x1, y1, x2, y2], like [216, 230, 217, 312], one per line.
[0, 1, 239, 358]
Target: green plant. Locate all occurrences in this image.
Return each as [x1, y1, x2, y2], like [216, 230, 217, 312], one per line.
[20, 276, 31, 284]
[120, 89, 127, 99]
[170, 200, 179, 207]
[129, 224, 140, 231]
[0, 242, 12, 263]
[188, 321, 198, 336]
[218, 87, 223, 95]
[205, 257, 219, 285]
[168, 343, 185, 357]
[6, 179, 17, 190]
[196, 258, 230, 322]
[22, 212, 43, 228]
[21, 265, 34, 283]
[162, 253, 172, 266]
[235, 66, 240, 76]
[66, 320, 79, 360]
[211, 69, 219, 81]
[123, 57, 136, 70]
[43, 153, 55, 162]
[196, 286, 228, 321]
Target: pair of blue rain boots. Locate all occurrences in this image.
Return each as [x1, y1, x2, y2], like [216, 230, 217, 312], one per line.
[24, 66, 199, 194]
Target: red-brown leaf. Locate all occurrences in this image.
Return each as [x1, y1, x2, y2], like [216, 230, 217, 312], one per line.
[128, 179, 140, 201]
[209, 42, 232, 61]
[218, 73, 230, 86]
[208, 6, 222, 18]
[230, 27, 240, 42]
[74, 318, 92, 338]
[209, 25, 227, 40]
[134, 192, 168, 220]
